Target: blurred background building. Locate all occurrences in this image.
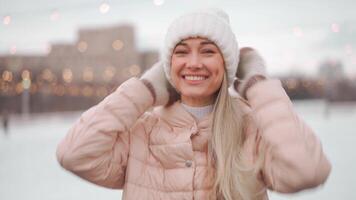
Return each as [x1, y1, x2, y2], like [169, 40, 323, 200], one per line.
[1, 24, 355, 115]
[0, 24, 159, 114]
[280, 58, 356, 101]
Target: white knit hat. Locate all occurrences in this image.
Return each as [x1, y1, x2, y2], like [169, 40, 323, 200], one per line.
[162, 8, 239, 87]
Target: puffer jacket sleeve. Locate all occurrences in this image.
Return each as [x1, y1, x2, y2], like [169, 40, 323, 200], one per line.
[245, 79, 331, 193]
[56, 77, 154, 189]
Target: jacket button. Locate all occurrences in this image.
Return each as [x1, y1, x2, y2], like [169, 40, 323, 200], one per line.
[185, 160, 193, 167]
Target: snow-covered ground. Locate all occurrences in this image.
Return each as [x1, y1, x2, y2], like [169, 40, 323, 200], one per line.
[0, 100, 355, 200]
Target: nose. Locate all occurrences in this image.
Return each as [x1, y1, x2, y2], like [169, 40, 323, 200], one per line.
[187, 52, 203, 69]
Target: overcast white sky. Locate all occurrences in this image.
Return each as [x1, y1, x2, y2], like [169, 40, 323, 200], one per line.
[0, 0, 355, 76]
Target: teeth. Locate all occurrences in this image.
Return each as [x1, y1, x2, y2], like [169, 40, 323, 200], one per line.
[185, 75, 206, 81]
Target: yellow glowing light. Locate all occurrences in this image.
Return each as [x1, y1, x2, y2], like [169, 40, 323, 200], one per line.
[153, 0, 165, 6]
[83, 67, 94, 82]
[99, 3, 110, 14]
[42, 69, 54, 82]
[3, 15, 11, 25]
[129, 65, 141, 76]
[2, 70, 13, 82]
[62, 68, 73, 83]
[77, 41, 88, 53]
[22, 70, 31, 80]
[112, 40, 124, 51]
[103, 66, 116, 81]
[82, 86, 94, 97]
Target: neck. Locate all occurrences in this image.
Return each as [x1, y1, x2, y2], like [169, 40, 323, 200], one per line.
[181, 94, 216, 107]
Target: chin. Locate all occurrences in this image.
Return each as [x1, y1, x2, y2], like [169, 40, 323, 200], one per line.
[181, 90, 211, 99]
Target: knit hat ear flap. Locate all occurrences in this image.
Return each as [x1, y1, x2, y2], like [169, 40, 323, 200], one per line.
[162, 8, 239, 87]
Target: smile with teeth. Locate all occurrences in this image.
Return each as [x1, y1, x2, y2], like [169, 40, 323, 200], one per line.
[183, 75, 208, 81]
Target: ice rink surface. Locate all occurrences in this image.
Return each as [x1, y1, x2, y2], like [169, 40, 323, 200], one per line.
[1, 100, 355, 200]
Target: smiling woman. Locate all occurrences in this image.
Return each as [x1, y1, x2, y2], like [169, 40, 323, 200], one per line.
[56, 8, 331, 200]
[171, 38, 225, 106]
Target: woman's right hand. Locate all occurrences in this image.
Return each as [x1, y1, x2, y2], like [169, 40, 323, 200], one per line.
[140, 61, 179, 106]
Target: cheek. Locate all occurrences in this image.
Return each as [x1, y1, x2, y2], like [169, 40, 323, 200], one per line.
[170, 57, 187, 79]
[208, 63, 225, 92]
[170, 62, 182, 89]
[211, 62, 225, 81]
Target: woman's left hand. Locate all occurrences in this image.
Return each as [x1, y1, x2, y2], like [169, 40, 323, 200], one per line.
[234, 47, 267, 98]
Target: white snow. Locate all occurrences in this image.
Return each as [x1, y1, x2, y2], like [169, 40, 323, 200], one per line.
[0, 100, 355, 200]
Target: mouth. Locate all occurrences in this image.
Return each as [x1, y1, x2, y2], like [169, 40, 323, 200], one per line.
[182, 75, 209, 81]
[181, 74, 209, 85]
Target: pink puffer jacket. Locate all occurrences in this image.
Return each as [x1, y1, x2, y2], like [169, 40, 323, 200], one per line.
[56, 77, 331, 200]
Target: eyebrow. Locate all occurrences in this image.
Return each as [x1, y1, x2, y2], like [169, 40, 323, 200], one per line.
[200, 41, 215, 45]
[175, 40, 216, 47]
[175, 42, 188, 47]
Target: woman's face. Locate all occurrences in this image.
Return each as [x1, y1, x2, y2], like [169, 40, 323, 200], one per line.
[171, 37, 225, 106]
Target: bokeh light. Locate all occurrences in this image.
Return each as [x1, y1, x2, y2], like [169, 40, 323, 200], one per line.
[62, 68, 73, 83]
[129, 64, 141, 76]
[153, 0, 165, 6]
[82, 67, 94, 82]
[103, 66, 116, 82]
[331, 23, 340, 33]
[77, 41, 88, 53]
[2, 70, 13, 82]
[99, 3, 110, 14]
[3, 15, 11, 25]
[112, 40, 124, 51]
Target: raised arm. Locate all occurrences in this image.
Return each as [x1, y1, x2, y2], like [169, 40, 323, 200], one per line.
[56, 77, 154, 188]
[56, 61, 176, 189]
[235, 47, 331, 193]
[246, 79, 331, 193]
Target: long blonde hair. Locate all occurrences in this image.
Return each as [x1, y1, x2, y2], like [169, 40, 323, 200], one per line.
[209, 72, 263, 200]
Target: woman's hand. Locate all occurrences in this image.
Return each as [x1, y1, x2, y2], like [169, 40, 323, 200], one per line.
[234, 47, 267, 98]
[140, 61, 179, 106]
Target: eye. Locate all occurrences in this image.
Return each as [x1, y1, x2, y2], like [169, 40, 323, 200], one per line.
[174, 50, 188, 54]
[201, 49, 216, 54]
[173, 48, 189, 56]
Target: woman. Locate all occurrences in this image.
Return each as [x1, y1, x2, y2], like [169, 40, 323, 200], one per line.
[56, 9, 331, 200]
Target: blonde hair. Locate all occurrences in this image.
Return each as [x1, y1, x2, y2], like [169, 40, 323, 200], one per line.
[208, 72, 264, 200]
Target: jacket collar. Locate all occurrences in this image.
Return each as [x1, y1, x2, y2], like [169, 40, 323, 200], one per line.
[153, 101, 213, 131]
